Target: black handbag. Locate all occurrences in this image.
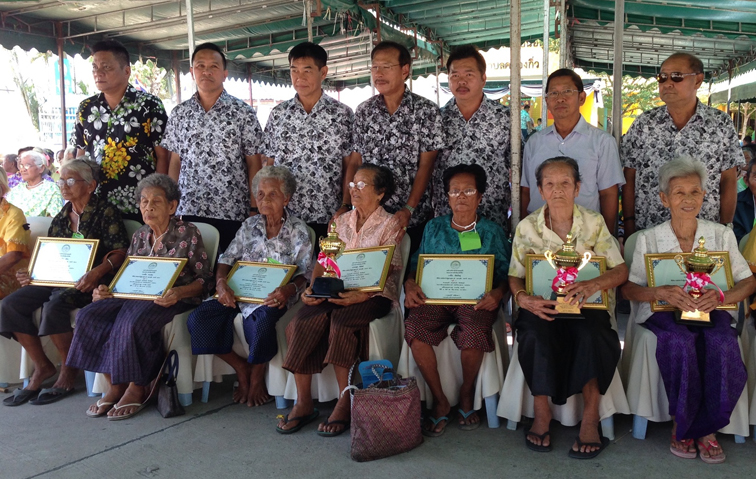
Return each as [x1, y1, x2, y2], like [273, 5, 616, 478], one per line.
[157, 350, 185, 418]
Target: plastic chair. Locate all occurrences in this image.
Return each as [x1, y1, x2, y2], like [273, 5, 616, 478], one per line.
[123, 219, 142, 239]
[193, 226, 317, 403]
[744, 316, 756, 440]
[92, 221, 220, 406]
[397, 306, 509, 429]
[620, 230, 749, 443]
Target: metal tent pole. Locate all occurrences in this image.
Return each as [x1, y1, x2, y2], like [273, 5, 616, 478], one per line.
[511, 0, 522, 228]
[611, 0, 624, 147]
[56, 22, 67, 149]
[559, 0, 567, 68]
[541, 0, 549, 128]
[185, 0, 196, 55]
[306, 0, 314, 42]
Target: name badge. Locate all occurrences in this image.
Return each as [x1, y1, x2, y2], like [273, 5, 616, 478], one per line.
[459, 231, 481, 251]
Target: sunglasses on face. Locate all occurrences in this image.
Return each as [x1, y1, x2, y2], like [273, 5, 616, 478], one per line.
[655, 72, 699, 84]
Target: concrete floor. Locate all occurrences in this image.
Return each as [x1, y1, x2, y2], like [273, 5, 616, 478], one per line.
[2, 312, 755, 479]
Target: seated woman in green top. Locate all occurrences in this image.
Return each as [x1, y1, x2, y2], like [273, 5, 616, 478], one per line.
[404, 164, 510, 437]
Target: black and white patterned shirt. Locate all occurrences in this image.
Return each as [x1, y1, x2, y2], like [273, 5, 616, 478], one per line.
[434, 96, 511, 229]
[622, 100, 740, 230]
[353, 86, 445, 226]
[262, 93, 354, 225]
[161, 90, 263, 222]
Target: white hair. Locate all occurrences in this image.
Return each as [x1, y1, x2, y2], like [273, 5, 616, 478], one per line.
[658, 155, 708, 195]
[20, 150, 46, 168]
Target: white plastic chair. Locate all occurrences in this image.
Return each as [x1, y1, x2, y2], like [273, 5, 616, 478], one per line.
[620, 231, 749, 443]
[397, 306, 509, 428]
[193, 226, 317, 403]
[92, 221, 220, 406]
[744, 316, 756, 440]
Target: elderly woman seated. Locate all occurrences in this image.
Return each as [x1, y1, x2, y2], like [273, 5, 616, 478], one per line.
[510, 157, 628, 459]
[276, 164, 403, 436]
[1, 159, 129, 406]
[67, 174, 212, 420]
[6, 149, 63, 218]
[403, 164, 510, 436]
[0, 168, 30, 298]
[188, 166, 312, 407]
[623, 156, 755, 464]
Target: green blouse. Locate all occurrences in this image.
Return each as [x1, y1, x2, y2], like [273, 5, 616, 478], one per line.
[410, 214, 511, 286]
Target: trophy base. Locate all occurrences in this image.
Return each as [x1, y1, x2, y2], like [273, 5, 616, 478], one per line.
[308, 277, 345, 299]
[675, 309, 714, 327]
[551, 294, 584, 319]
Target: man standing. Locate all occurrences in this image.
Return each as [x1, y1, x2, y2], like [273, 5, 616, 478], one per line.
[521, 104, 534, 142]
[433, 45, 511, 230]
[261, 42, 357, 240]
[353, 41, 444, 249]
[162, 43, 263, 252]
[623, 53, 740, 237]
[521, 69, 624, 233]
[71, 40, 169, 221]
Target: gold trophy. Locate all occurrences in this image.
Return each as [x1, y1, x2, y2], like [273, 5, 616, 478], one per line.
[544, 233, 592, 317]
[673, 237, 724, 326]
[310, 222, 346, 298]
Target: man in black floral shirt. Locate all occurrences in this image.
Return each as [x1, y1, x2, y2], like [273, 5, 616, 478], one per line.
[434, 45, 511, 230]
[353, 41, 445, 252]
[162, 43, 263, 253]
[261, 42, 357, 240]
[622, 53, 740, 238]
[71, 40, 170, 221]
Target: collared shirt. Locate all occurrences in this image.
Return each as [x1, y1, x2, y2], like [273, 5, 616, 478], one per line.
[7, 181, 63, 218]
[629, 219, 750, 324]
[522, 115, 624, 213]
[161, 90, 263, 222]
[262, 93, 354, 224]
[622, 100, 741, 230]
[434, 97, 511, 229]
[334, 207, 403, 306]
[520, 110, 532, 129]
[0, 199, 29, 297]
[129, 217, 213, 304]
[70, 85, 168, 215]
[510, 204, 625, 314]
[410, 214, 510, 286]
[353, 86, 445, 226]
[218, 213, 313, 317]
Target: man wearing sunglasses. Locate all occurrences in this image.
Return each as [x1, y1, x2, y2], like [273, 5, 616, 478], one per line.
[622, 53, 740, 238]
[521, 69, 624, 234]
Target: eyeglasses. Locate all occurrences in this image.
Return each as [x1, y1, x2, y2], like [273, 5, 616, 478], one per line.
[447, 188, 478, 198]
[56, 178, 86, 188]
[370, 64, 399, 73]
[655, 72, 699, 84]
[544, 89, 580, 100]
[349, 181, 372, 190]
[18, 164, 37, 171]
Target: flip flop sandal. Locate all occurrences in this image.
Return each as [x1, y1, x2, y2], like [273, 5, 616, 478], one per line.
[317, 419, 351, 437]
[697, 439, 726, 464]
[568, 436, 610, 459]
[29, 387, 76, 406]
[525, 429, 552, 452]
[422, 416, 449, 437]
[107, 402, 148, 421]
[458, 409, 481, 431]
[276, 408, 320, 434]
[86, 399, 116, 418]
[669, 435, 697, 459]
[2, 388, 40, 407]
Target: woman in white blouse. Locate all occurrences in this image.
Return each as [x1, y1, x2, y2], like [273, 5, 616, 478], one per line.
[623, 156, 756, 464]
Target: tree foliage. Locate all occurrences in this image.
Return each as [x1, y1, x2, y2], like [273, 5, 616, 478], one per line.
[129, 59, 170, 100]
[596, 73, 661, 118]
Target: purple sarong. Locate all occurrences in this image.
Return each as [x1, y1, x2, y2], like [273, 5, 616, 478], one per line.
[643, 310, 746, 439]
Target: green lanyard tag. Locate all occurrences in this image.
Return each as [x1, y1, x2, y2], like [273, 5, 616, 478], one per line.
[266, 257, 282, 265]
[72, 232, 84, 239]
[459, 231, 482, 251]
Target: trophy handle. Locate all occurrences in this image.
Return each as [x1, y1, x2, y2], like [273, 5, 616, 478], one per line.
[673, 254, 687, 274]
[710, 256, 725, 276]
[577, 251, 592, 271]
[544, 250, 557, 270]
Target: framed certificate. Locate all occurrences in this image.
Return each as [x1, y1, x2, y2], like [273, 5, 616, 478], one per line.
[29, 237, 99, 287]
[109, 256, 187, 300]
[416, 254, 494, 305]
[644, 252, 736, 311]
[222, 261, 297, 303]
[525, 254, 609, 309]
[337, 245, 395, 292]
